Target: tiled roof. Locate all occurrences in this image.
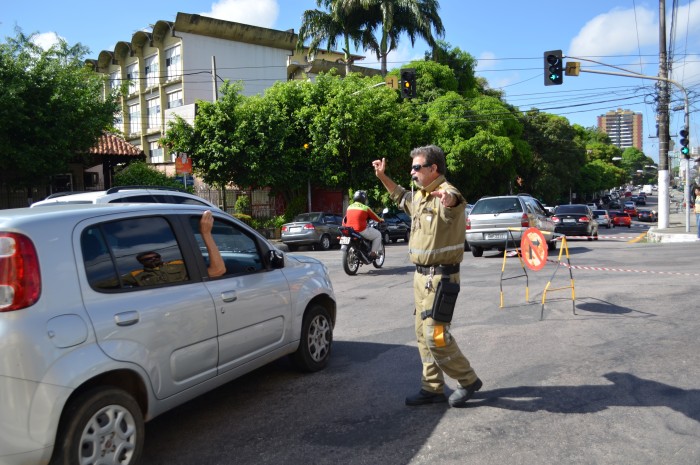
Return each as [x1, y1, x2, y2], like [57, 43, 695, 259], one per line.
[88, 133, 144, 157]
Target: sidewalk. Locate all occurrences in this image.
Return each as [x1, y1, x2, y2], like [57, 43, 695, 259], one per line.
[647, 208, 698, 243]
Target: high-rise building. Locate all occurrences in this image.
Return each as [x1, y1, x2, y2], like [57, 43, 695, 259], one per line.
[597, 109, 643, 151]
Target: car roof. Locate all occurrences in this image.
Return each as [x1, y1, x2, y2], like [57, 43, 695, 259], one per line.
[30, 186, 217, 208]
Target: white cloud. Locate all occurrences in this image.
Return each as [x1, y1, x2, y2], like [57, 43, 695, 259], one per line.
[201, 0, 279, 28]
[476, 51, 497, 72]
[31, 32, 63, 51]
[569, 6, 657, 57]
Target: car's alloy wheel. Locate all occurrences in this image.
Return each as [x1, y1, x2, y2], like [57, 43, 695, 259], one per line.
[292, 304, 333, 372]
[316, 235, 331, 251]
[52, 387, 143, 465]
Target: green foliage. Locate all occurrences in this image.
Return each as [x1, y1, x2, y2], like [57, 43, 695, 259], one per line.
[113, 161, 187, 190]
[0, 31, 119, 187]
[284, 196, 308, 222]
[234, 194, 251, 214]
[233, 213, 252, 225]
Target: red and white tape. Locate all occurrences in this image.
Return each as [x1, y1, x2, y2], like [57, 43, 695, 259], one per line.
[546, 259, 700, 277]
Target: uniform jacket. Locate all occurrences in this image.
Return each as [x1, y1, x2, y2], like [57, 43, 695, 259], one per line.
[390, 175, 466, 266]
[344, 202, 381, 232]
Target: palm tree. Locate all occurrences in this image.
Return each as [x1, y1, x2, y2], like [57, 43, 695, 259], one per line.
[339, 0, 445, 76]
[296, 0, 377, 76]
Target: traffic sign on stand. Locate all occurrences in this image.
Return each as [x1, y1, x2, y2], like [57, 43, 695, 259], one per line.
[520, 227, 548, 271]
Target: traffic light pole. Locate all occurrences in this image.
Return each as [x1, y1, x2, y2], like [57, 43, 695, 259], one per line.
[565, 60, 690, 231]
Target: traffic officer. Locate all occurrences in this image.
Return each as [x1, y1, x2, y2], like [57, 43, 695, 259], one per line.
[373, 145, 482, 407]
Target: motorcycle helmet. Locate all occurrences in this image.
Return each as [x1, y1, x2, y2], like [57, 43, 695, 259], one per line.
[353, 190, 368, 204]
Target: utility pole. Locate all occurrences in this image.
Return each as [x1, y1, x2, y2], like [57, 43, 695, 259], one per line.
[657, 0, 671, 229]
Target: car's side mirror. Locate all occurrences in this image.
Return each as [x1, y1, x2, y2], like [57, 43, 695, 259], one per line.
[268, 249, 285, 269]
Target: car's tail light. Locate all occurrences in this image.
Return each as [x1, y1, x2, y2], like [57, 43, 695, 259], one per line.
[281, 225, 288, 232]
[578, 216, 590, 223]
[465, 217, 471, 230]
[0, 233, 41, 312]
[520, 213, 529, 227]
[302, 223, 315, 230]
[551, 216, 561, 224]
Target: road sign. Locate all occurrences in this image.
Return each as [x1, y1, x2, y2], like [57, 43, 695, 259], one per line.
[520, 227, 548, 271]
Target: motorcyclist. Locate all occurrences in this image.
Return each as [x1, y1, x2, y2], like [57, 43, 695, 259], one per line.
[343, 190, 384, 259]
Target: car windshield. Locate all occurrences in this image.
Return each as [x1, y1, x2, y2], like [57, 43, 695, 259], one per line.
[471, 198, 522, 215]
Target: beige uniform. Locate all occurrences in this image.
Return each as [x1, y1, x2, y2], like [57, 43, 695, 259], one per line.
[391, 175, 478, 393]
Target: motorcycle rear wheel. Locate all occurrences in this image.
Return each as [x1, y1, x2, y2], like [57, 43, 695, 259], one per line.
[342, 245, 360, 275]
[372, 242, 386, 268]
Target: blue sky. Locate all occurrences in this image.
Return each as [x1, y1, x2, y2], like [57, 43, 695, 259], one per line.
[2, 0, 699, 162]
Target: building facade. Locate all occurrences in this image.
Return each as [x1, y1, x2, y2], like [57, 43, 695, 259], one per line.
[597, 109, 643, 151]
[87, 12, 377, 180]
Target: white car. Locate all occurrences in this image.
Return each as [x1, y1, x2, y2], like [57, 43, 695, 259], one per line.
[0, 203, 336, 465]
[31, 185, 218, 209]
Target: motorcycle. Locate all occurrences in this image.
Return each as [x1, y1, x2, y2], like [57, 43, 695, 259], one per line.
[339, 222, 385, 275]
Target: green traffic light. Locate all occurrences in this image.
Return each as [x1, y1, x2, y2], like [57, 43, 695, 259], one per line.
[681, 146, 690, 155]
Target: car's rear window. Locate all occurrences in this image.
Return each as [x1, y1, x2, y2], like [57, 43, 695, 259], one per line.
[555, 205, 588, 214]
[471, 198, 523, 215]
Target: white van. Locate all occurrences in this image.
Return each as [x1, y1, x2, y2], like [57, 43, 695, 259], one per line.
[642, 185, 653, 195]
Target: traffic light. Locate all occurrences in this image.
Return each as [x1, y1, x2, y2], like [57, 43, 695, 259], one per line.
[544, 50, 563, 86]
[680, 128, 690, 158]
[400, 68, 416, 99]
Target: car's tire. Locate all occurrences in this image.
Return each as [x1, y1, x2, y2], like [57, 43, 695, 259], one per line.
[372, 242, 385, 268]
[391, 238, 398, 243]
[382, 231, 390, 244]
[342, 246, 360, 275]
[628, 225, 631, 228]
[464, 240, 470, 251]
[51, 387, 144, 465]
[471, 246, 483, 257]
[287, 244, 299, 252]
[315, 235, 332, 251]
[548, 240, 557, 251]
[404, 231, 410, 242]
[292, 304, 333, 372]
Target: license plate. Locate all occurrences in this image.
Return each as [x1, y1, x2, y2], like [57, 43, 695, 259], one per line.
[485, 233, 506, 240]
[289, 226, 301, 232]
[563, 219, 576, 223]
[339, 236, 351, 244]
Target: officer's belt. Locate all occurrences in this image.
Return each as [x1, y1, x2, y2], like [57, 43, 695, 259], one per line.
[415, 264, 460, 275]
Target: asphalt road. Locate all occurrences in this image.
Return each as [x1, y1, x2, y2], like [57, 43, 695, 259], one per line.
[140, 210, 700, 465]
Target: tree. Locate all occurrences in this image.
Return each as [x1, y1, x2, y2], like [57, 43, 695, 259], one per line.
[0, 31, 118, 187]
[340, 0, 445, 76]
[114, 161, 185, 189]
[297, 0, 377, 76]
[424, 40, 477, 96]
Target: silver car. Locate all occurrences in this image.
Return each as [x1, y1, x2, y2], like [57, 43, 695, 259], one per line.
[465, 194, 556, 257]
[280, 211, 343, 251]
[0, 203, 336, 465]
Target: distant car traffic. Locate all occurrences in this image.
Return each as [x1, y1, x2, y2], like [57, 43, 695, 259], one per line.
[592, 209, 612, 229]
[552, 204, 599, 240]
[623, 201, 638, 217]
[610, 211, 632, 228]
[377, 211, 410, 243]
[637, 209, 657, 222]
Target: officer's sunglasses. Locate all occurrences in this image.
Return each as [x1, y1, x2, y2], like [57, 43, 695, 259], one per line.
[411, 163, 432, 171]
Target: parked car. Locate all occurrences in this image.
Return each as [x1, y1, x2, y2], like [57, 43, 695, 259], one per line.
[637, 209, 657, 222]
[0, 203, 336, 465]
[552, 204, 599, 240]
[31, 185, 218, 208]
[281, 211, 344, 251]
[465, 194, 556, 257]
[592, 209, 612, 228]
[377, 211, 410, 243]
[610, 210, 632, 228]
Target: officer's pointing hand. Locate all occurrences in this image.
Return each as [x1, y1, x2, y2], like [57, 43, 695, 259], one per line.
[372, 158, 386, 178]
[431, 190, 457, 208]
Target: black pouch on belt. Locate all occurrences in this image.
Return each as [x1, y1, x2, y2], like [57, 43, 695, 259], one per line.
[430, 277, 460, 323]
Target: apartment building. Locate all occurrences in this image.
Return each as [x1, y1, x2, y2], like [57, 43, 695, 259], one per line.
[87, 12, 377, 178]
[597, 109, 643, 151]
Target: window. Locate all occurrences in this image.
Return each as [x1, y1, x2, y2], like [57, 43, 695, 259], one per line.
[165, 46, 181, 81]
[167, 90, 183, 109]
[128, 103, 140, 135]
[149, 141, 164, 163]
[126, 63, 139, 94]
[114, 110, 124, 133]
[109, 71, 120, 92]
[82, 217, 188, 290]
[147, 98, 161, 130]
[190, 216, 263, 276]
[144, 55, 159, 88]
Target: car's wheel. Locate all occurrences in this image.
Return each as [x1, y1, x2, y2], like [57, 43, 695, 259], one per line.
[391, 237, 398, 243]
[292, 304, 333, 372]
[382, 231, 390, 244]
[342, 246, 360, 275]
[471, 246, 483, 257]
[372, 242, 385, 268]
[315, 234, 331, 251]
[287, 244, 298, 252]
[464, 240, 470, 251]
[51, 387, 144, 465]
[404, 231, 410, 242]
[628, 224, 631, 228]
[548, 240, 556, 251]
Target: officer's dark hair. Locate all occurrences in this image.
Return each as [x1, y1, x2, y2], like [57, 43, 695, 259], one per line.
[410, 145, 446, 174]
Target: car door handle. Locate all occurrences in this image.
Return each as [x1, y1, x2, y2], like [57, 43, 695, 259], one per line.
[114, 311, 140, 326]
[221, 291, 237, 302]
